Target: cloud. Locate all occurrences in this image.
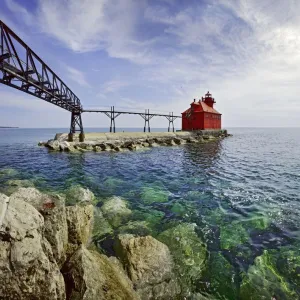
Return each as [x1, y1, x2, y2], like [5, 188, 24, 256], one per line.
[4, 0, 33, 26]
[66, 66, 90, 88]
[3, 0, 300, 127]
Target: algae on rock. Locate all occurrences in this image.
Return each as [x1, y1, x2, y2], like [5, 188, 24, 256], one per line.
[220, 221, 250, 250]
[158, 223, 207, 294]
[240, 250, 296, 300]
[92, 207, 113, 241]
[203, 252, 237, 299]
[140, 186, 169, 204]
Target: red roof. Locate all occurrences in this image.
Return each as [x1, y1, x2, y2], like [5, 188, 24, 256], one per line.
[182, 101, 221, 115]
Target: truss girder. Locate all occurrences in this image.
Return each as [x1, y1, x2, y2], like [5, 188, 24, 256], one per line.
[0, 21, 82, 113]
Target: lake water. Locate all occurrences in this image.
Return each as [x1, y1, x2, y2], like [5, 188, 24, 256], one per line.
[0, 127, 300, 299]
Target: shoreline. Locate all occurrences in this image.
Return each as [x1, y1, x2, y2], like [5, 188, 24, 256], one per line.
[41, 129, 230, 152]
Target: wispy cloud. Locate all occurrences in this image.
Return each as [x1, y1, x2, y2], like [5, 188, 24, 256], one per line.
[66, 66, 90, 88]
[3, 0, 300, 127]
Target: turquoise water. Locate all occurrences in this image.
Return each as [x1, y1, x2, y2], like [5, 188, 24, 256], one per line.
[0, 127, 300, 299]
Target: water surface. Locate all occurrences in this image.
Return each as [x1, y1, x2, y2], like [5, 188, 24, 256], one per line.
[0, 127, 299, 299]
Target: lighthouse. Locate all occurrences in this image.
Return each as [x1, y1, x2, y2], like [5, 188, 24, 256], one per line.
[181, 91, 222, 130]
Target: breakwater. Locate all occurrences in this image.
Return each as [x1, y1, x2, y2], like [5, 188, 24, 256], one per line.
[42, 129, 229, 152]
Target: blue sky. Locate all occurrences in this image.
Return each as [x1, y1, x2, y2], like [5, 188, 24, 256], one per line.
[0, 0, 299, 128]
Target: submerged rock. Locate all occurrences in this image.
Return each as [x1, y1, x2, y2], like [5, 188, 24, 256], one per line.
[3, 179, 35, 195]
[158, 223, 207, 295]
[115, 235, 180, 299]
[203, 252, 237, 299]
[131, 209, 165, 234]
[0, 168, 19, 177]
[5, 179, 34, 187]
[140, 186, 169, 204]
[92, 207, 113, 241]
[117, 220, 152, 236]
[102, 177, 125, 193]
[0, 193, 65, 300]
[220, 221, 250, 250]
[101, 196, 132, 228]
[65, 185, 97, 206]
[62, 246, 139, 300]
[240, 250, 296, 300]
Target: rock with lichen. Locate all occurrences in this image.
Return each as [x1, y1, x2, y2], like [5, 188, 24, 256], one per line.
[62, 246, 139, 300]
[9, 187, 68, 267]
[0, 193, 65, 300]
[114, 234, 180, 299]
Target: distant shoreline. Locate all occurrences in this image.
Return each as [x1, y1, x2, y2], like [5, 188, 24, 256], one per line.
[0, 127, 19, 128]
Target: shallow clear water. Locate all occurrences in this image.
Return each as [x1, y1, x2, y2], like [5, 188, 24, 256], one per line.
[1, 127, 300, 299]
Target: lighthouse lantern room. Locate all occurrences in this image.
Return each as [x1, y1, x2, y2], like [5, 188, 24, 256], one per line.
[181, 91, 222, 130]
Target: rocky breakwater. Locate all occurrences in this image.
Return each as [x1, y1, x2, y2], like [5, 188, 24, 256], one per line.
[0, 186, 208, 299]
[42, 130, 230, 153]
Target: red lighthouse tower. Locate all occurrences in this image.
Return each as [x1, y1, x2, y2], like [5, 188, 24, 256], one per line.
[181, 91, 221, 130]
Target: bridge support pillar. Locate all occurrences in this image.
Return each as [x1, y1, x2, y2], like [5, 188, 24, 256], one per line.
[140, 109, 153, 133]
[69, 111, 84, 142]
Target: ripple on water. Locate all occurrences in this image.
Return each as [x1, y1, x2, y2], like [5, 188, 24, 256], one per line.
[1, 128, 300, 299]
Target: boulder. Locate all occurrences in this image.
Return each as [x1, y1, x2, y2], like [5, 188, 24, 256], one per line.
[101, 196, 132, 228]
[66, 204, 94, 254]
[166, 139, 176, 146]
[10, 188, 68, 267]
[0, 193, 65, 300]
[65, 185, 97, 206]
[46, 139, 60, 150]
[62, 246, 139, 300]
[158, 223, 207, 295]
[115, 235, 180, 299]
[59, 141, 70, 151]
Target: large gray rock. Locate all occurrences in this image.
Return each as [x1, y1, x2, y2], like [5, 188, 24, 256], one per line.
[115, 235, 180, 299]
[101, 196, 132, 228]
[62, 246, 139, 300]
[0, 193, 65, 300]
[46, 139, 60, 150]
[66, 204, 94, 255]
[10, 188, 68, 267]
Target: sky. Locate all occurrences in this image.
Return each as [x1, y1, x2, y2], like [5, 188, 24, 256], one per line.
[0, 0, 299, 128]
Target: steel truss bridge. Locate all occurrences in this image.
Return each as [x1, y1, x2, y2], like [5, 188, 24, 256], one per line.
[0, 21, 181, 141]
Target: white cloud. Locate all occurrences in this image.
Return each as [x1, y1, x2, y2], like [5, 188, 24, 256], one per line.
[66, 66, 90, 88]
[101, 80, 129, 94]
[3, 0, 300, 127]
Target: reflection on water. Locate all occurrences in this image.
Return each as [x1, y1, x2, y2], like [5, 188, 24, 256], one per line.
[0, 128, 300, 299]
